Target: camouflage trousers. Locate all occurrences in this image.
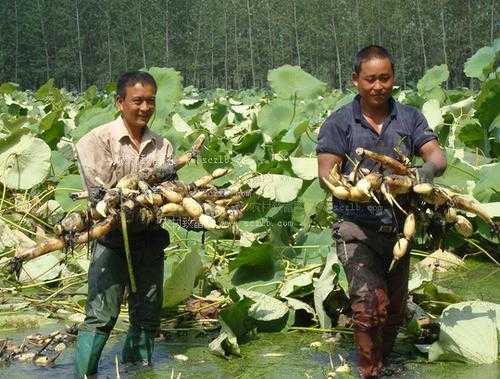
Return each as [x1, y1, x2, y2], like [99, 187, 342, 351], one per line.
[333, 220, 410, 379]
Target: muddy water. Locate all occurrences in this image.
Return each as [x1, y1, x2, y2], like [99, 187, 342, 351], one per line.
[1, 258, 499, 379]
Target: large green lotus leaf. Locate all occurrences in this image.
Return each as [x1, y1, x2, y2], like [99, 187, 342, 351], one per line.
[455, 118, 486, 150]
[19, 251, 63, 284]
[268, 65, 327, 100]
[291, 228, 332, 266]
[248, 174, 303, 203]
[475, 162, 500, 202]
[171, 113, 193, 135]
[428, 301, 500, 364]
[54, 174, 85, 211]
[50, 150, 72, 179]
[72, 106, 116, 141]
[236, 288, 289, 322]
[228, 243, 275, 272]
[162, 247, 202, 308]
[313, 250, 347, 328]
[417, 65, 449, 95]
[302, 180, 325, 218]
[279, 268, 320, 298]
[464, 46, 496, 80]
[422, 99, 443, 130]
[290, 157, 318, 180]
[0, 134, 51, 189]
[474, 77, 500, 130]
[284, 297, 316, 320]
[148, 67, 183, 131]
[257, 99, 294, 138]
[176, 163, 209, 183]
[217, 294, 255, 341]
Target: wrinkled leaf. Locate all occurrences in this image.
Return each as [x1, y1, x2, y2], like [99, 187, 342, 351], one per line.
[248, 174, 303, 203]
[290, 157, 318, 180]
[417, 65, 449, 95]
[257, 99, 294, 138]
[236, 288, 289, 322]
[148, 67, 183, 131]
[0, 134, 51, 189]
[163, 247, 203, 308]
[54, 174, 85, 211]
[72, 106, 115, 141]
[429, 301, 500, 364]
[268, 65, 327, 100]
[422, 99, 443, 130]
[464, 46, 496, 80]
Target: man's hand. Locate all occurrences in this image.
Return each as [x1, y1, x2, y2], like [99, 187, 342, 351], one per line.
[417, 139, 447, 183]
[414, 161, 438, 184]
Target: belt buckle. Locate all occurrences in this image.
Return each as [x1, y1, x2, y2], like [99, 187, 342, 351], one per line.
[379, 224, 393, 233]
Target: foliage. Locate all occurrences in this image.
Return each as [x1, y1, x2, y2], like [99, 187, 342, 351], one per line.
[0, 41, 499, 361]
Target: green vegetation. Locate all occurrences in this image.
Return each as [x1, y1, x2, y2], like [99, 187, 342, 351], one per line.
[0, 39, 499, 367]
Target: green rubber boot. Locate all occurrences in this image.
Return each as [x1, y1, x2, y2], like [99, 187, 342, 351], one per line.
[121, 327, 155, 366]
[74, 329, 109, 378]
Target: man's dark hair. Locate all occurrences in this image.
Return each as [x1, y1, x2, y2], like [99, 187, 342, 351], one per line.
[354, 45, 395, 74]
[116, 71, 157, 98]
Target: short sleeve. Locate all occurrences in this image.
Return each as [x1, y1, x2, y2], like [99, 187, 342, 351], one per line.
[316, 113, 347, 156]
[412, 111, 438, 151]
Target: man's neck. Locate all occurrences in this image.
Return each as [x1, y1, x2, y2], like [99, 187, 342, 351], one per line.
[360, 98, 390, 120]
[122, 119, 145, 149]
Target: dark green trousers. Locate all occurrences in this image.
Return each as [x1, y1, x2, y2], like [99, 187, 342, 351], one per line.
[81, 239, 165, 334]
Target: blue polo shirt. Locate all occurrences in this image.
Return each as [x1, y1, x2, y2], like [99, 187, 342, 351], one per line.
[316, 95, 437, 226]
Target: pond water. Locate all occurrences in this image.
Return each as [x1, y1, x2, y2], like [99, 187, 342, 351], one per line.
[1, 257, 499, 379]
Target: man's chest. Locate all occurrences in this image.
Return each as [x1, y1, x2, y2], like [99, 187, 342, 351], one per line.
[343, 119, 414, 173]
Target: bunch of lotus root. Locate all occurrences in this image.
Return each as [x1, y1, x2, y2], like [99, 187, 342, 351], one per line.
[322, 148, 497, 271]
[8, 135, 250, 273]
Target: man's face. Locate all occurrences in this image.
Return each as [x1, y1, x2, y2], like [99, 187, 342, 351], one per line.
[352, 58, 394, 109]
[116, 82, 156, 129]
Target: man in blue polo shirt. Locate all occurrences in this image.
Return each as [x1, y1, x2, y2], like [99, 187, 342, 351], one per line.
[317, 46, 446, 378]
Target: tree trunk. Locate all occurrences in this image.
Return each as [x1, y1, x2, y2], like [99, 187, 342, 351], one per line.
[467, 0, 474, 89]
[37, 0, 50, 81]
[118, 12, 128, 72]
[399, 24, 407, 90]
[223, 0, 228, 90]
[266, 0, 274, 68]
[232, 1, 240, 89]
[246, 0, 256, 87]
[14, 0, 19, 83]
[330, 0, 342, 90]
[292, 0, 301, 66]
[210, 26, 214, 87]
[75, 0, 84, 91]
[355, 0, 360, 50]
[193, 8, 202, 87]
[164, 0, 169, 66]
[106, 13, 112, 83]
[440, 7, 448, 89]
[138, 5, 146, 68]
[416, 0, 427, 72]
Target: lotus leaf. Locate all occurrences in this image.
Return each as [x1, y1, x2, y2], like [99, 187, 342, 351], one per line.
[429, 301, 500, 364]
[0, 134, 51, 189]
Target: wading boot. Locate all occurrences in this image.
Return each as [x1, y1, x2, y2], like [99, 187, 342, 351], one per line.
[74, 329, 109, 378]
[122, 327, 155, 366]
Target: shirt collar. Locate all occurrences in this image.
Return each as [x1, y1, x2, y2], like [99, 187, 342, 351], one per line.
[110, 116, 157, 147]
[352, 94, 397, 122]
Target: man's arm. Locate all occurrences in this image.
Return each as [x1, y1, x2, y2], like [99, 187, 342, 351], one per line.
[417, 139, 447, 182]
[318, 153, 344, 191]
